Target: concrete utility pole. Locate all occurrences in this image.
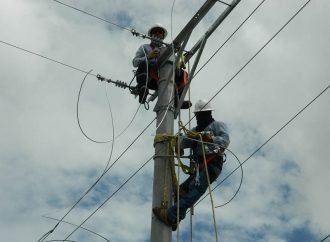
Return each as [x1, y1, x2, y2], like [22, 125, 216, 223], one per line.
[149, 1, 241, 241]
[150, 51, 175, 242]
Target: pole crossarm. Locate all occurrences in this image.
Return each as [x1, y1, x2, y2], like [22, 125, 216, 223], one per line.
[175, 0, 241, 112]
[184, 0, 241, 63]
[157, 0, 218, 67]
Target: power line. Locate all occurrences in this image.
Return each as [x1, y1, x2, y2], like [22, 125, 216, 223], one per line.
[43, 216, 111, 242]
[4, 0, 319, 239]
[198, 84, 329, 208]
[203, 0, 313, 114]
[52, 0, 132, 32]
[0, 40, 94, 76]
[65, 0, 323, 237]
[63, 156, 153, 241]
[194, 0, 267, 78]
[52, 0, 169, 46]
[37, 117, 156, 242]
[320, 234, 330, 242]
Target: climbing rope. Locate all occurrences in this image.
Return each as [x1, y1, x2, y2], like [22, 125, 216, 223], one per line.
[199, 134, 219, 242]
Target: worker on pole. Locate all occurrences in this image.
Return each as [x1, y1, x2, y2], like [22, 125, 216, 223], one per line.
[153, 99, 230, 230]
[132, 24, 191, 109]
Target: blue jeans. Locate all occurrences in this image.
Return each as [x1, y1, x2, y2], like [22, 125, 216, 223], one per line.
[167, 163, 222, 224]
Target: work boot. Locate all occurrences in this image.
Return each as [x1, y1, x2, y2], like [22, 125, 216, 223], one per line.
[152, 207, 177, 231]
[138, 86, 148, 104]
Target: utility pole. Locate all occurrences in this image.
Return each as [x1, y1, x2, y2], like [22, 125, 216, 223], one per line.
[149, 1, 241, 241]
[150, 51, 175, 242]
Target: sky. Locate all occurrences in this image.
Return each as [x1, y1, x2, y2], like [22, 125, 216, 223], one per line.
[0, 0, 329, 242]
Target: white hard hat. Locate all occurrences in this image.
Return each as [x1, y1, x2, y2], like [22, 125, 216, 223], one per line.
[194, 99, 215, 113]
[148, 23, 167, 39]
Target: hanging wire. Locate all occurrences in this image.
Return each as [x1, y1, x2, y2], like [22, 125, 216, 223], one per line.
[37, 117, 156, 242]
[43, 216, 111, 242]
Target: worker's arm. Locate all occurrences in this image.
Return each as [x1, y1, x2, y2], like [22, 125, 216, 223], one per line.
[132, 44, 149, 67]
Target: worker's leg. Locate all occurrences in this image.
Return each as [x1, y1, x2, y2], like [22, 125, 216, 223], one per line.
[136, 62, 148, 88]
[167, 165, 221, 224]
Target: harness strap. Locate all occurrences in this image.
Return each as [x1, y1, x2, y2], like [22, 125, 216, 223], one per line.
[198, 153, 222, 170]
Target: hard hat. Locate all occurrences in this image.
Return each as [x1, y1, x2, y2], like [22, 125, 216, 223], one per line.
[148, 23, 167, 39]
[194, 99, 215, 113]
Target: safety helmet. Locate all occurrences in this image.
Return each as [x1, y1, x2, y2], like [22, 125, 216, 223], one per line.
[194, 99, 215, 113]
[148, 23, 167, 39]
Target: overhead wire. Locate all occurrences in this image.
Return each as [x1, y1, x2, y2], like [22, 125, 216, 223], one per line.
[200, 84, 329, 208]
[37, 117, 156, 242]
[320, 234, 330, 242]
[193, 0, 267, 78]
[175, 0, 315, 210]
[0, 40, 95, 76]
[43, 215, 111, 242]
[194, 0, 312, 114]
[0, 2, 247, 242]
[4, 0, 318, 239]
[52, 0, 132, 32]
[61, 0, 179, 239]
[63, 156, 153, 240]
[52, 0, 170, 47]
[63, 0, 311, 233]
[51, 0, 326, 240]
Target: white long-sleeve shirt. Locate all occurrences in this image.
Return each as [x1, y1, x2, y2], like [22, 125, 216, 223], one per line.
[181, 120, 230, 156]
[132, 44, 163, 67]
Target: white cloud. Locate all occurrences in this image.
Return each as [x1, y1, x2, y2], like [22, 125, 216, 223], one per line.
[1, 0, 329, 241]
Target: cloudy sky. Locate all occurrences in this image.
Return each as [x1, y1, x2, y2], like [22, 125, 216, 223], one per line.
[1, 0, 329, 241]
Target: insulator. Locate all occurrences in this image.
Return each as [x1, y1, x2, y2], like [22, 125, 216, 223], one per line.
[115, 80, 128, 89]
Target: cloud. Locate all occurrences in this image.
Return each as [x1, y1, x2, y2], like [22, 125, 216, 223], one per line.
[0, 0, 329, 242]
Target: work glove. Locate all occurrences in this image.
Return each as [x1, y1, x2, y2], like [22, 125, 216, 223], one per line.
[200, 131, 214, 142]
[147, 49, 160, 59]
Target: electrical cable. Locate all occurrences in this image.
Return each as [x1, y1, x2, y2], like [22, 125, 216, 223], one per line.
[37, 117, 156, 242]
[77, 70, 111, 143]
[4, 0, 318, 238]
[193, 0, 267, 78]
[43, 216, 111, 242]
[52, 0, 132, 32]
[62, 1, 179, 238]
[0, 43, 145, 145]
[320, 234, 330, 242]
[0, 40, 95, 76]
[179, 0, 312, 140]
[76, 5, 326, 236]
[193, 84, 330, 209]
[59, 1, 323, 240]
[174, 0, 315, 212]
[63, 156, 153, 241]
[45, 240, 77, 242]
[52, 0, 170, 47]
